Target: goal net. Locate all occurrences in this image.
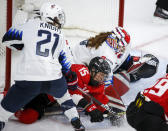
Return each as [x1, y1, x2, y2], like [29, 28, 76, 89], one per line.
[0, 0, 124, 91]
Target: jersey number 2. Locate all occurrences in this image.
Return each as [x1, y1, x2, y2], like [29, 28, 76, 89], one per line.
[36, 30, 59, 57]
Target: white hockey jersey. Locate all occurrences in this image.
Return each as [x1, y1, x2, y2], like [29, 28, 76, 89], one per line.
[72, 40, 131, 86]
[2, 19, 72, 81]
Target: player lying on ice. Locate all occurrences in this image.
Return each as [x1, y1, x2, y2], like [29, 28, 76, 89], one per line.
[71, 26, 159, 112]
[0, 2, 85, 131]
[14, 57, 115, 124]
[126, 65, 168, 131]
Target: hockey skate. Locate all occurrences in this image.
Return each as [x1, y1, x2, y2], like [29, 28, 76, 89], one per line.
[0, 121, 5, 131]
[154, 7, 168, 20]
[71, 117, 85, 131]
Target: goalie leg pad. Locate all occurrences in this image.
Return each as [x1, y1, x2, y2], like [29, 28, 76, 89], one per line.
[111, 71, 130, 96]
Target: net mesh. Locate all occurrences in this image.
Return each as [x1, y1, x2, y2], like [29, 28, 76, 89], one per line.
[0, 1, 7, 90]
[0, 0, 121, 90]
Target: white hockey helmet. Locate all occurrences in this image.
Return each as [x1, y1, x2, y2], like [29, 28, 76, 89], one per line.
[40, 2, 65, 28]
[106, 27, 130, 58]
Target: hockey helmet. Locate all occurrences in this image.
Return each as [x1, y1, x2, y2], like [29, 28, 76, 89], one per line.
[89, 57, 111, 77]
[40, 2, 65, 28]
[106, 27, 130, 57]
[89, 57, 111, 86]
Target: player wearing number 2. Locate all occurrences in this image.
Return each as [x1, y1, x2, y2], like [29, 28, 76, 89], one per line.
[126, 65, 168, 131]
[0, 2, 85, 131]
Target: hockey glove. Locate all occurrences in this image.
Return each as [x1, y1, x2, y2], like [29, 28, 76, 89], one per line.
[137, 54, 159, 78]
[65, 70, 78, 90]
[15, 108, 39, 124]
[129, 73, 141, 82]
[86, 104, 104, 122]
[128, 54, 159, 82]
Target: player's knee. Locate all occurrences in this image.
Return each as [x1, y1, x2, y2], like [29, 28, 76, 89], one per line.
[56, 91, 76, 111]
[56, 91, 71, 104]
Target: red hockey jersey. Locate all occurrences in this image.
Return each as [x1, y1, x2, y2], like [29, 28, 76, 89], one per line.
[69, 64, 109, 112]
[143, 74, 168, 121]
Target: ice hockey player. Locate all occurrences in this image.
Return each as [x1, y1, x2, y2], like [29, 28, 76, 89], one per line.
[126, 65, 168, 131]
[14, 57, 112, 124]
[68, 57, 111, 122]
[0, 2, 85, 131]
[72, 26, 159, 85]
[71, 26, 159, 112]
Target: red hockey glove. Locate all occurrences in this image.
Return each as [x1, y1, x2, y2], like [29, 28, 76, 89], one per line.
[15, 108, 39, 124]
[65, 70, 78, 90]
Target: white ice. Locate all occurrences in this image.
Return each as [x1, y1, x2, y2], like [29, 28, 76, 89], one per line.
[3, 0, 168, 130]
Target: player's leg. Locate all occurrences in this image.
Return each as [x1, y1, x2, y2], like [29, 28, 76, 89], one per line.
[47, 76, 85, 131]
[0, 81, 41, 130]
[15, 93, 51, 124]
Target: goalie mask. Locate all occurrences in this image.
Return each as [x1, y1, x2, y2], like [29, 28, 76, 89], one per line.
[89, 57, 111, 86]
[40, 2, 65, 28]
[106, 27, 130, 58]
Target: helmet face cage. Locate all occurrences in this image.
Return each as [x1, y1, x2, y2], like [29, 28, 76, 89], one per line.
[89, 57, 111, 80]
[105, 33, 126, 58]
[55, 10, 65, 27]
[106, 33, 124, 51]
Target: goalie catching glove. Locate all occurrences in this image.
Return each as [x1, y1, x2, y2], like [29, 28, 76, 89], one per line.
[128, 54, 159, 82]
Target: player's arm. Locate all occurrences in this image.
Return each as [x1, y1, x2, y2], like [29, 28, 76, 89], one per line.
[2, 25, 24, 51]
[58, 37, 78, 90]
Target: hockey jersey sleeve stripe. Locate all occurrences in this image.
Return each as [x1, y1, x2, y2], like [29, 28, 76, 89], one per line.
[2, 28, 23, 43]
[59, 50, 71, 74]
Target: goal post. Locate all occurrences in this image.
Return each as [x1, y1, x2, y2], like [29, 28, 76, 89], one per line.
[119, 0, 125, 27]
[0, 0, 125, 91]
[0, 0, 12, 91]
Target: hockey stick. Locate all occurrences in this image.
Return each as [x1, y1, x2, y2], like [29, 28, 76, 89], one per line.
[44, 106, 84, 116]
[76, 86, 125, 116]
[44, 87, 125, 117]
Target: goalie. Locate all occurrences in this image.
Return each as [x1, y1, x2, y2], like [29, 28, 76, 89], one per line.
[71, 26, 159, 112]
